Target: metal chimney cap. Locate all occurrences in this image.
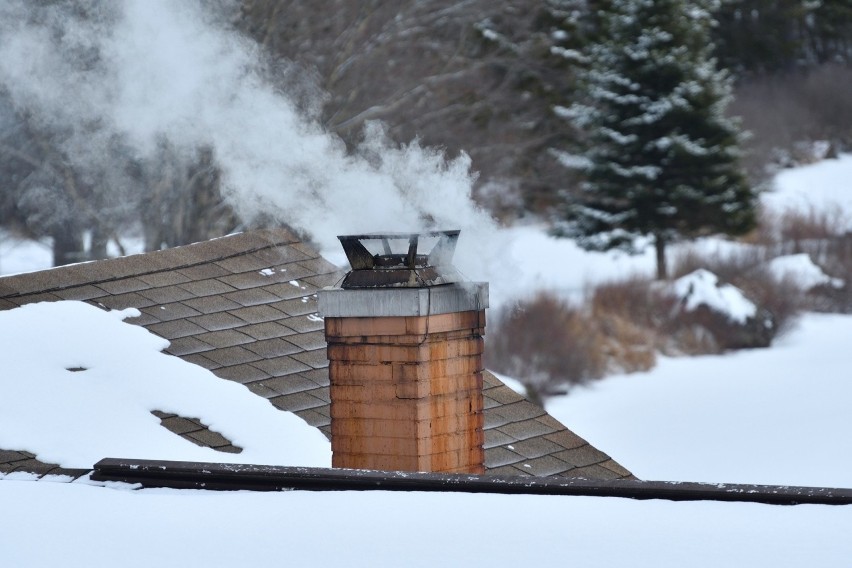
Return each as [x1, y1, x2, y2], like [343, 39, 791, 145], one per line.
[337, 230, 462, 289]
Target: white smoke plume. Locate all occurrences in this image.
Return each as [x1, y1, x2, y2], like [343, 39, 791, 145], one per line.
[0, 0, 504, 283]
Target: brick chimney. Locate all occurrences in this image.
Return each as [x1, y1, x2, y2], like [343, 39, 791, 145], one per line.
[317, 231, 487, 473]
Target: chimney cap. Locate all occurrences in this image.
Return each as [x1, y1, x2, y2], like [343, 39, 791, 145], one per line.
[337, 230, 461, 289]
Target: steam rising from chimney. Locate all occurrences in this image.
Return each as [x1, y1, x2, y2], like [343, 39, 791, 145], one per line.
[0, 0, 503, 283]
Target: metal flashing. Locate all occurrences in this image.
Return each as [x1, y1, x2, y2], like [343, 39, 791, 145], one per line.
[318, 282, 488, 318]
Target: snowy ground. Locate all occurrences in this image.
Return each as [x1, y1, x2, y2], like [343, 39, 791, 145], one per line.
[0, 230, 51, 276]
[1, 156, 851, 565]
[548, 312, 852, 487]
[541, 155, 852, 487]
[2, 477, 850, 568]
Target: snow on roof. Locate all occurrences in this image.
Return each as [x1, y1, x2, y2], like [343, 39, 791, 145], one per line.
[0, 300, 330, 468]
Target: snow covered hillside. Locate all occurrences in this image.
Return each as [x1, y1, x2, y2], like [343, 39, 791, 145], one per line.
[548, 312, 852, 486]
[540, 155, 852, 486]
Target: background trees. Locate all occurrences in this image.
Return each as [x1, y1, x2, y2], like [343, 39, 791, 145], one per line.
[0, 93, 135, 265]
[0, 91, 237, 265]
[551, 0, 756, 279]
[0, 0, 239, 266]
[0, 0, 849, 269]
[713, 0, 852, 74]
[239, 0, 578, 219]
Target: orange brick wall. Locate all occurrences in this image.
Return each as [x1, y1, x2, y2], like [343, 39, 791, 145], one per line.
[325, 310, 486, 473]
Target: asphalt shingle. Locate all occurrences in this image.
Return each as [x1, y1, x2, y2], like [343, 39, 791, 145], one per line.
[244, 338, 302, 359]
[234, 309, 290, 330]
[165, 336, 215, 357]
[507, 436, 566, 460]
[97, 277, 150, 295]
[152, 411, 242, 454]
[283, 315, 325, 334]
[553, 444, 609, 468]
[238, 321, 295, 340]
[181, 295, 243, 314]
[224, 288, 285, 308]
[202, 345, 264, 367]
[99, 292, 158, 310]
[191, 329, 253, 350]
[189, 313, 250, 333]
[177, 278, 238, 297]
[54, 285, 107, 301]
[147, 319, 208, 340]
[251, 354, 312, 377]
[483, 428, 516, 449]
[252, 373, 320, 396]
[484, 446, 525, 468]
[140, 302, 202, 322]
[214, 363, 271, 384]
[515, 455, 578, 477]
[138, 271, 192, 288]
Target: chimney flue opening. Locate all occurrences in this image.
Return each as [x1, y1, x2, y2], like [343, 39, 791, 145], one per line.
[337, 230, 461, 289]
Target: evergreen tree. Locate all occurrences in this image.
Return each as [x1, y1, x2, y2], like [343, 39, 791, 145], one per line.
[714, 0, 852, 74]
[555, 0, 756, 279]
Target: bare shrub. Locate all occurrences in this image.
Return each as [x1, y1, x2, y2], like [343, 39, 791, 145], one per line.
[589, 276, 675, 370]
[740, 206, 779, 248]
[591, 275, 675, 330]
[485, 293, 606, 405]
[593, 313, 658, 373]
[738, 270, 803, 337]
[740, 205, 852, 312]
[672, 246, 768, 283]
[776, 204, 848, 259]
[811, 233, 852, 313]
[585, 267, 784, 360]
[589, 268, 780, 357]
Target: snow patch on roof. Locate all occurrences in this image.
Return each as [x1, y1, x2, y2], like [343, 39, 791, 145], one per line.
[0, 301, 330, 469]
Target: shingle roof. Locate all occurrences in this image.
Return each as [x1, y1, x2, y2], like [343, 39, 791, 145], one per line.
[0, 228, 633, 480]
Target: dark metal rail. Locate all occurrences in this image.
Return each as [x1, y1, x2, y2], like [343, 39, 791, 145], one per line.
[92, 458, 852, 506]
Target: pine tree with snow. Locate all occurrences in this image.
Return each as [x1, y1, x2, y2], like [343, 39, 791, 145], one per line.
[554, 0, 756, 279]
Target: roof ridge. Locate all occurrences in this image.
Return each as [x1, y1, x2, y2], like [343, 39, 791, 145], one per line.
[0, 228, 302, 299]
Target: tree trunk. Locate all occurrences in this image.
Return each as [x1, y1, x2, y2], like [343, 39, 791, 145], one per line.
[52, 225, 85, 267]
[655, 235, 668, 280]
[89, 225, 109, 261]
